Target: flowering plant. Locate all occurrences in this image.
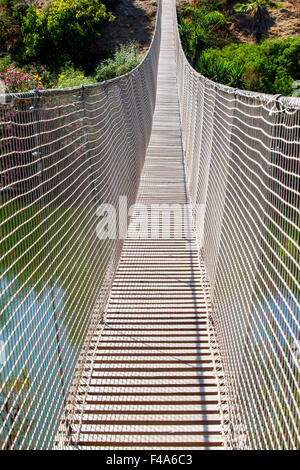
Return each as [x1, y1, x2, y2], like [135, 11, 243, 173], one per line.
[0, 66, 44, 93]
[23, 63, 55, 89]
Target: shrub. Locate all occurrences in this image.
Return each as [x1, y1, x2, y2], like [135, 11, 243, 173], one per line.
[23, 62, 57, 89]
[0, 0, 22, 51]
[0, 65, 44, 93]
[57, 63, 96, 88]
[17, 0, 115, 67]
[0, 56, 56, 92]
[0, 55, 15, 73]
[177, 5, 228, 67]
[95, 42, 140, 82]
[200, 38, 300, 95]
[198, 51, 246, 88]
[16, 6, 49, 63]
[46, 0, 115, 63]
[178, 15, 197, 62]
[183, 1, 228, 15]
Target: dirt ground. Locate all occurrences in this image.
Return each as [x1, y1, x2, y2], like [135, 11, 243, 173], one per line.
[267, 0, 300, 39]
[226, 0, 300, 43]
[93, 0, 157, 59]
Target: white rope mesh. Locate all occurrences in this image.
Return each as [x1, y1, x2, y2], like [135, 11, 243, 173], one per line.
[0, 4, 161, 450]
[173, 0, 300, 450]
[0, 0, 299, 450]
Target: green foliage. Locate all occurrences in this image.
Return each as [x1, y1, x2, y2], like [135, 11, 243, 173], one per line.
[177, 6, 227, 68]
[57, 63, 96, 88]
[178, 1, 299, 95]
[199, 10, 227, 29]
[46, 0, 114, 61]
[201, 38, 300, 95]
[16, 6, 48, 62]
[198, 51, 246, 88]
[23, 62, 57, 89]
[16, 0, 114, 67]
[0, 56, 58, 91]
[234, 0, 283, 15]
[0, 0, 118, 90]
[0, 0, 22, 50]
[184, 0, 227, 14]
[177, 15, 196, 61]
[0, 65, 44, 92]
[0, 55, 15, 73]
[95, 42, 140, 82]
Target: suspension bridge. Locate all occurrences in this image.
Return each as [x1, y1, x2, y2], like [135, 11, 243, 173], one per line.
[0, 0, 299, 450]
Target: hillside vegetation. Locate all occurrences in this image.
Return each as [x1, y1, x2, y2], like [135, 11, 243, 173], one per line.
[177, 0, 300, 95]
[0, 0, 157, 92]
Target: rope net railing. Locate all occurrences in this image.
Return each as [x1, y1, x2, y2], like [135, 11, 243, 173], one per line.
[0, 2, 161, 449]
[173, 0, 299, 450]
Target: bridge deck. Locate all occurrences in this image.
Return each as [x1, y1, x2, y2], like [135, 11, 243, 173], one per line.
[75, 0, 225, 449]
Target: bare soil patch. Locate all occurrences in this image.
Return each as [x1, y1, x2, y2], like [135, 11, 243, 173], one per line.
[228, 0, 300, 44]
[91, 0, 157, 64]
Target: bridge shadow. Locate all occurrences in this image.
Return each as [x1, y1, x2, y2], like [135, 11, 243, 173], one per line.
[176, 125, 216, 447]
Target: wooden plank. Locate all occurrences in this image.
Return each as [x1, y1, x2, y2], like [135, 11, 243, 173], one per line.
[73, 0, 225, 449]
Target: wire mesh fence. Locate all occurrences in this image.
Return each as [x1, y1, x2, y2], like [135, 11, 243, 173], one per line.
[173, 0, 300, 450]
[0, 2, 161, 449]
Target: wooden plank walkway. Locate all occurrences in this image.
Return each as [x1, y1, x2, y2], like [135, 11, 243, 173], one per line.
[74, 0, 225, 449]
